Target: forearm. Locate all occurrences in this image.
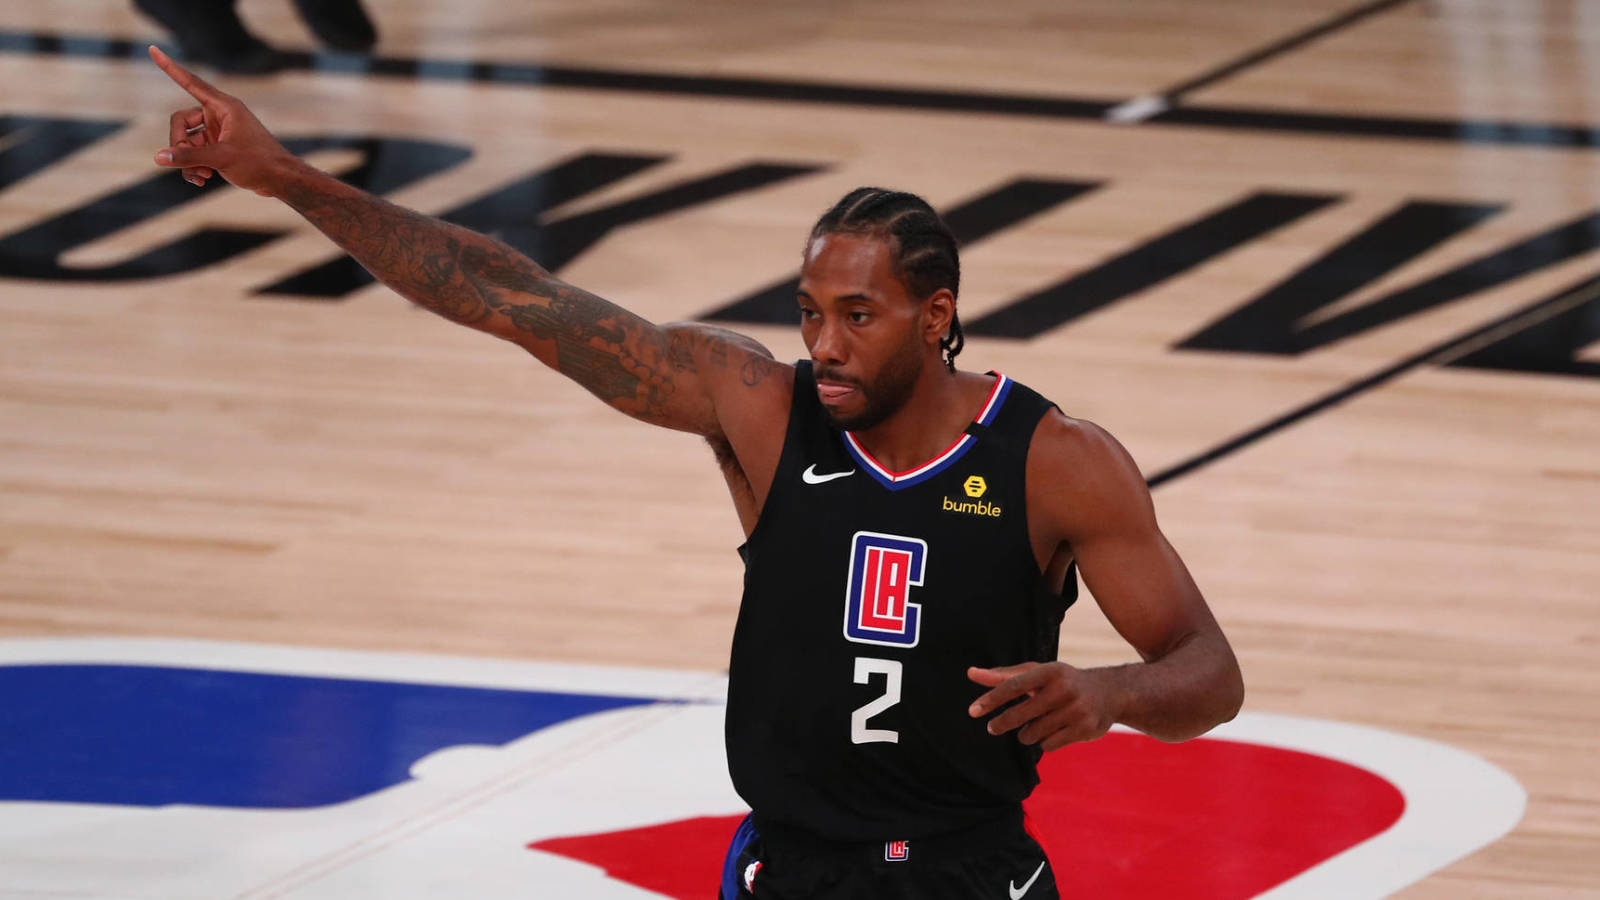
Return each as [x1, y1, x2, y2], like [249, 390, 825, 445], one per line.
[265, 158, 700, 421]
[148, 46, 725, 426]
[271, 157, 529, 328]
[1089, 630, 1244, 742]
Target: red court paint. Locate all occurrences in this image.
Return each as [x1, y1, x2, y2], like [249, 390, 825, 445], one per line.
[530, 731, 1404, 899]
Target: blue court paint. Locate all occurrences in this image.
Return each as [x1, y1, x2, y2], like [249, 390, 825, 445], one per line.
[0, 664, 654, 808]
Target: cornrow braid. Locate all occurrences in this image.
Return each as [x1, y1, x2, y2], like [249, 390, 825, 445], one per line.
[810, 187, 965, 372]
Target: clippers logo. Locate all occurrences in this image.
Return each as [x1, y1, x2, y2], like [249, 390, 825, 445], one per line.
[885, 840, 910, 862]
[842, 531, 927, 648]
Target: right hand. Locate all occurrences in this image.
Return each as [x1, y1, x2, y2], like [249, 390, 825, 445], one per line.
[149, 45, 295, 197]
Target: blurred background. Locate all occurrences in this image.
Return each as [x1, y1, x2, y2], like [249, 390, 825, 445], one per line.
[0, 1, 1596, 897]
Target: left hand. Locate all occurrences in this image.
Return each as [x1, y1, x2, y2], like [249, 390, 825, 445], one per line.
[967, 662, 1119, 751]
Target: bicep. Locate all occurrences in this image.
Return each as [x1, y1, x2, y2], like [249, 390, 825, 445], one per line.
[348, 219, 775, 436]
[1040, 420, 1219, 661]
[1072, 519, 1217, 662]
[478, 269, 768, 435]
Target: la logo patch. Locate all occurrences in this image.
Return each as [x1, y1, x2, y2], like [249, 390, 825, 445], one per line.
[842, 531, 926, 647]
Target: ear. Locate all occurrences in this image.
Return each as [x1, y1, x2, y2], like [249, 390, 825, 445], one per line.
[922, 288, 955, 345]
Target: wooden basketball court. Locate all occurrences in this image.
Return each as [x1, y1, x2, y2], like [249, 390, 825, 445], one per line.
[1, 1, 1596, 896]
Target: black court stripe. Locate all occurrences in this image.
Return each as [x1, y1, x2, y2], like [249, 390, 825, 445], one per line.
[965, 192, 1338, 339]
[2, 29, 1597, 150]
[705, 178, 1099, 325]
[1146, 272, 1600, 489]
[1157, 0, 1414, 102]
[1150, 105, 1598, 148]
[0, 30, 1115, 118]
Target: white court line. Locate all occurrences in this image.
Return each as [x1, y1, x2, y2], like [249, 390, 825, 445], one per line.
[1105, 94, 1170, 123]
[0, 636, 1526, 899]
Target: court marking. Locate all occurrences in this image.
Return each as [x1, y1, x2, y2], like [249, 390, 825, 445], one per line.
[1148, 271, 1600, 488]
[1108, 0, 1414, 123]
[0, 29, 1597, 148]
[0, 636, 1526, 899]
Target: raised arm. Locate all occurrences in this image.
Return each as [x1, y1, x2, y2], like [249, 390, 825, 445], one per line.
[968, 413, 1244, 748]
[146, 45, 789, 437]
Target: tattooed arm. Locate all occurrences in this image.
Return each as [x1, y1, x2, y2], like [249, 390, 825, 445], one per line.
[148, 45, 789, 438]
[274, 164, 774, 431]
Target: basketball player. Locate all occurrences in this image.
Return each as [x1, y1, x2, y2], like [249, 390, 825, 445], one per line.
[148, 45, 1243, 899]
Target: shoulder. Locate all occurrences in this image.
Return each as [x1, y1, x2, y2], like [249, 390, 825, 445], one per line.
[661, 322, 795, 475]
[1028, 410, 1138, 482]
[661, 321, 796, 399]
[1026, 410, 1155, 542]
[664, 321, 774, 360]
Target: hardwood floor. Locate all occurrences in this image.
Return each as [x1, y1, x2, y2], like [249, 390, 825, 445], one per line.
[1, 1, 1597, 896]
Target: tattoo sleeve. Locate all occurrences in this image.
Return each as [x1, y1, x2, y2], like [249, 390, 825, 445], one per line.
[275, 161, 741, 431]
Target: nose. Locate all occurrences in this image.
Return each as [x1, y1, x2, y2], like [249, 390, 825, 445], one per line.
[809, 315, 847, 367]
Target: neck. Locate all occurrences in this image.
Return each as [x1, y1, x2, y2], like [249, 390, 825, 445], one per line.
[849, 362, 986, 473]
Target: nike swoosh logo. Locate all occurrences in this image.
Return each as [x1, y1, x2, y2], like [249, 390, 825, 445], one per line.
[1009, 861, 1046, 900]
[802, 464, 855, 484]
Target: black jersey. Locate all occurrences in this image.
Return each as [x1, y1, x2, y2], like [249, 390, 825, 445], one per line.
[725, 361, 1075, 842]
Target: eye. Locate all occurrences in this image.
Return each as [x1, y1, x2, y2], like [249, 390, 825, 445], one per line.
[849, 310, 870, 324]
[798, 306, 819, 321]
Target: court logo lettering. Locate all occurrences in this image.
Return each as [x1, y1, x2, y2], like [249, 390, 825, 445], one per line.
[0, 113, 1594, 381]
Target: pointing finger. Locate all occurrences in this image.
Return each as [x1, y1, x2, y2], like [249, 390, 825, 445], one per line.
[148, 45, 224, 105]
[967, 663, 1036, 688]
[967, 663, 1044, 716]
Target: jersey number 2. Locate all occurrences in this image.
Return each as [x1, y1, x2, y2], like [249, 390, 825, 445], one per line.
[851, 657, 902, 744]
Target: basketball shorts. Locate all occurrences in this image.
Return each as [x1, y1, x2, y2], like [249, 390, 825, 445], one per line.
[717, 811, 1059, 900]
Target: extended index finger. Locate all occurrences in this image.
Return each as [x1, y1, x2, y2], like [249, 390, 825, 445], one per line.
[967, 663, 1046, 716]
[148, 45, 224, 104]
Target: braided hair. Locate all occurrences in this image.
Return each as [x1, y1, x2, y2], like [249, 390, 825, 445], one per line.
[809, 187, 964, 372]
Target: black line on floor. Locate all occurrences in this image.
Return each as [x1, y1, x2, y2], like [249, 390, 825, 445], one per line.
[1145, 271, 1600, 489]
[2, 28, 1597, 150]
[1159, 0, 1414, 102]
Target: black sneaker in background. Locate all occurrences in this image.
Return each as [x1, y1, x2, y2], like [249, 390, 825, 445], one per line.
[290, 0, 378, 53]
[133, 0, 286, 74]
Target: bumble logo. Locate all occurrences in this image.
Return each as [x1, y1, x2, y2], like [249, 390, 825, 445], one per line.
[943, 475, 1001, 518]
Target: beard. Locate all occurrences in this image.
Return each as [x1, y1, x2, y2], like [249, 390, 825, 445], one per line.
[816, 326, 926, 432]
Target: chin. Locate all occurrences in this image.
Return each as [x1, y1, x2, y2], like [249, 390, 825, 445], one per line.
[824, 397, 890, 432]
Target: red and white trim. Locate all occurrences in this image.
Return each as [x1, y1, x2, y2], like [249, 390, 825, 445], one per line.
[842, 373, 1012, 490]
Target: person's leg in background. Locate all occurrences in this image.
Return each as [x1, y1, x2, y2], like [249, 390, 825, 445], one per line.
[134, 0, 377, 74]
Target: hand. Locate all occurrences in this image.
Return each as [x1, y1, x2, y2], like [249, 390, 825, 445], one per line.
[967, 662, 1119, 752]
[148, 45, 296, 197]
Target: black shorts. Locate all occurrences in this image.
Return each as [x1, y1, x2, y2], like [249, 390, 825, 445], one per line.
[718, 812, 1059, 900]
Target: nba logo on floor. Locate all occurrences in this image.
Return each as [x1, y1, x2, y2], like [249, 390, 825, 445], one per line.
[885, 840, 910, 862]
[843, 531, 927, 647]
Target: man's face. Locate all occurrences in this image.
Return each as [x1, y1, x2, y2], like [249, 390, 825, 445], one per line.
[797, 232, 929, 431]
